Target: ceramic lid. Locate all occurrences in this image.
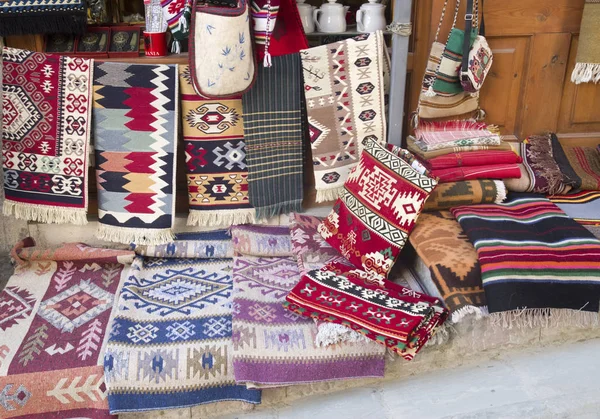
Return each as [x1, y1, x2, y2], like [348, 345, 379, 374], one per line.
[321, 0, 344, 9]
[360, 0, 384, 8]
[296, 0, 312, 8]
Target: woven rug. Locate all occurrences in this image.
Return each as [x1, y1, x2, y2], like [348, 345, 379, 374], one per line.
[231, 225, 385, 387]
[571, 0, 600, 84]
[430, 164, 522, 183]
[302, 31, 389, 202]
[0, 239, 134, 419]
[452, 194, 600, 328]
[409, 212, 487, 322]
[559, 142, 600, 191]
[407, 136, 514, 160]
[93, 62, 178, 245]
[230, 225, 293, 257]
[104, 231, 261, 413]
[179, 65, 254, 227]
[550, 191, 600, 225]
[423, 180, 506, 211]
[0, 0, 87, 36]
[2, 47, 92, 225]
[242, 53, 304, 220]
[423, 150, 522, 170]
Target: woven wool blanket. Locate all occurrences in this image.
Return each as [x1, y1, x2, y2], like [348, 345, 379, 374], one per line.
[430, 164, 522, 183]
[550, 191, 600, 226]
[571, 0, 600, 84]
[242, 53, 304, 220]
[0, 239, 134, 419]
[409, 212, 487, 322]
[0, 0, 87, 36]
[302, 31, 390, 202]
[230, 225, 385, 386]
[93, 62, 178, 245]
[452, 194, 600, 328]
[407, 136, 514, 160]
[104, 231, 261, 413]
[423, 180, 506, 211]
[231, 224, 293, 257]
[414, 120, 494, 146]
[559, 142, 600, 191]
[2, 48, 92, 225]
[423, 150, 522, 170]
[179, 65, 254, 227]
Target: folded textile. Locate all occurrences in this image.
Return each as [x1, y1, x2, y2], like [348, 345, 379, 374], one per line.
[409, 212, 487, 322]
[430, 164, 522, 183]
[415, 134, 501, 152]
[407, 136, 514, 160]
[503, 164, 531, 193]
[0, 0, 87, 36]
[550, 191, 600, 225]
[558, 142, 600, 191]
[414, 120, 494, 146]
[571, 0, 600, 84]
[452, 194, 600, 327]
[423, 150, 522, 170]
[93, 62, 178, 245]
[104, 231, 261, 413]
[242, 53, 304, 220]
[423, 180, 506, 211]
[2, 48, 92, 225]
[0, 240, 134, 418]
[231, 225, 293, 257]
[284, 262, 448, 360]
[302, 31, 389, 202]
[179, 65, 254, 227]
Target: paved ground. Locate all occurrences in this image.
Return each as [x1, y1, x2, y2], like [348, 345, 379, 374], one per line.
[0, 253, 12, 292]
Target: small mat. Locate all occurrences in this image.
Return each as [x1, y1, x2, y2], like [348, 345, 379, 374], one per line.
[423, 180, 506, 211]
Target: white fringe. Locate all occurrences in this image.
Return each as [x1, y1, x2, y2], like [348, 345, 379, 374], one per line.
[3, 201, 88, 225]
[316, 187, 344, 203]
[96, 224, 175, 245]
[571, 63, 600, 84]
[424, 322, 452, 347]
[187, 209, 255, 227]
[491, 308, 600, 330]
[314, 323, 372, 347]
[493, 180, 507, 204]
[451, 305, 489, 324]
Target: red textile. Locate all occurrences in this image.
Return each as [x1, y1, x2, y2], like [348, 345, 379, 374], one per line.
[424, 150, 522, 170]
[431, 164, 522, 183]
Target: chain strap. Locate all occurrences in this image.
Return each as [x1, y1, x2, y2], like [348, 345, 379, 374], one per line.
[434, 0, 450, 42]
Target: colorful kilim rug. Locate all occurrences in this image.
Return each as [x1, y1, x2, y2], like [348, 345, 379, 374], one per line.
[104, 230, 261, 413]
[407, 136, 513, 160]
[559, 142, 600, 191]
[93, 62, 178, 245]
[2, 47, 93, 225]
[423, 180, 506, 211]
[409, 211, 487, 322]
[0, 239, 134, 418]
[179, 65, 254, 227]
[230, 225, 293, 257]
[302, 32, 389, 202]
[452, 194, 600, 327]
[430, 164, 522, 183]
[0, 1, 87, 36]
[242, 53, 305, 220]
[230, 225, 385, 386]
[550, 191, 600, 226]
[284, 262, 448, 360]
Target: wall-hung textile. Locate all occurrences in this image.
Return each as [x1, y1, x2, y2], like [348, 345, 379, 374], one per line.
[423, 150, 522, 170]
[161, 0, 193, 53]
[93, 62, 178, 245]
[0, 240, 134, 419]
[2, 48, 92, 225]
[302, 31, 389, 202]
[319, 139, 437, 281]
[430, 164, 521, 183]
[559, 143, 600, 191]
[230, 225, 293, 257]
[550, 191, 600, 226]
[422, 179, 506, 211]
[571, 0, 600, 84]
[452, 194, 600, 325]
[0, 0, 87, 36]
[104, 231, 261, 413]
[409, 211, 487, 322]
[242, 53, 305, 220]
[407, 136, 513, 160]
[284, 262, 448, 360]
[179, 66, 254, 227]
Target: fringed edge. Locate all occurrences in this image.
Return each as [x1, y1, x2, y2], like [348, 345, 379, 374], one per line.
[490, 308, 600, 329]
[315, 187, 344, 203]
[3, 201, 88, 225]
[0, 13, 87, 37]
[450, 305, 489, 324]
[424, 322, 452, 347]
[571, 63, 600, 84]
[96, 224, 175, 246]
[493, 180, 507, 204]
[187, 209, 255, 227]
[255, 199, 303, 221]
[314, 322, 372, 347]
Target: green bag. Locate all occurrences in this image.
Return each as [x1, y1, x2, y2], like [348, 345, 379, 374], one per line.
[431, 27, 477, 96]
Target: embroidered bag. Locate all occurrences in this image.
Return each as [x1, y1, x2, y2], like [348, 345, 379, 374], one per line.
[460, 0, 493, 92]
[189, 0, 256, 98]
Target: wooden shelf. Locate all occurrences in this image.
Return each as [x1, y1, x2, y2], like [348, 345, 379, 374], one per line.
[102, 53, 189, 64]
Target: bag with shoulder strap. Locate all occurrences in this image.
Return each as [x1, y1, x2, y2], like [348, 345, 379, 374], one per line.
[460, 0, 493, 93]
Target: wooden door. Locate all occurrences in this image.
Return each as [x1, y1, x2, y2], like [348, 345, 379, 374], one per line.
[408, 0, 600, 143]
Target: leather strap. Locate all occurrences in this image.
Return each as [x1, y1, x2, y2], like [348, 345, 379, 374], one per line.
[480, 0, 485, 36]
[461, 0, 475, 75]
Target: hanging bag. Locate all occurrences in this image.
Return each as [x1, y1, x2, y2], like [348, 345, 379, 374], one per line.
[189, 0, 257, 98]
[460, 0, 493, 92]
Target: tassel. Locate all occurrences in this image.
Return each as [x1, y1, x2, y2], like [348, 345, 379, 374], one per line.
[171, 39, 181, 54]
[424, 85, 436, 97]
[179, 14, 189, 32]
[475, 108, 486, 121]
[410, 112, 419, 129]
[263, 51, 272, 68]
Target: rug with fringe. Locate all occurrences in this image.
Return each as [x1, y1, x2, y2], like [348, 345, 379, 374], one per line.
[2, 47, 92, 225]
[104, 231, 261, 413]
[93, 62, 178, 245]
[452, 193, 600, 327]
[571, 0, 600, 84]
[179, 66, 254, 227]
[0, 0, 87, 37]
[242, 53, 304, 220]
[301, 31, 389, 203]
[0, 238, 134, 419]
[423, 180, 506, 211]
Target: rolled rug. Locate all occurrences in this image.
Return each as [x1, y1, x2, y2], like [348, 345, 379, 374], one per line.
[423, 180, 507, 211]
